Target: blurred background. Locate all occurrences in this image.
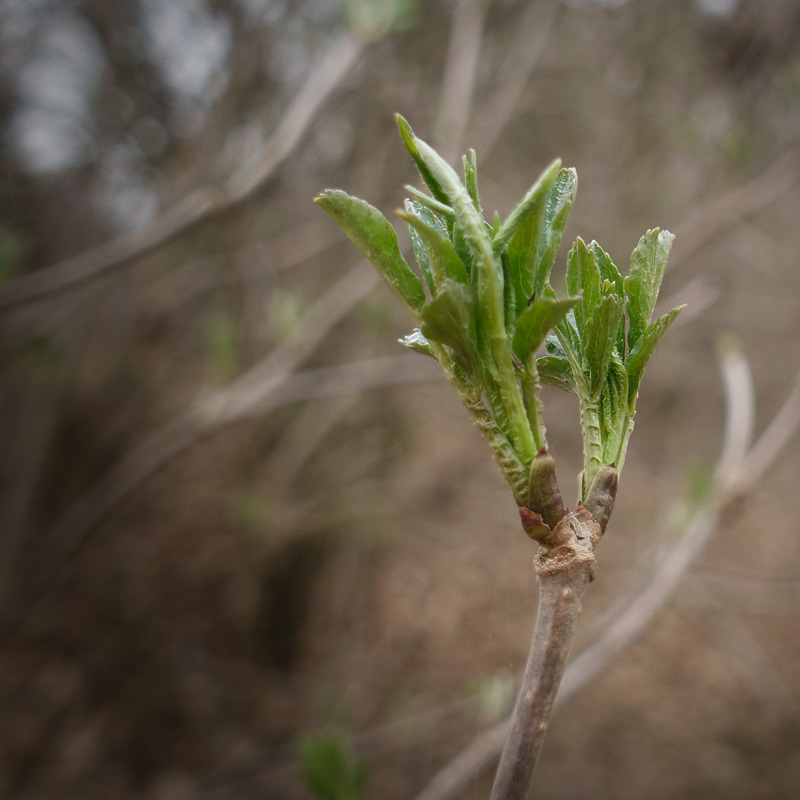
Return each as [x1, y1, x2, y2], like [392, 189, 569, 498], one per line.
[2, 0, 800, 798]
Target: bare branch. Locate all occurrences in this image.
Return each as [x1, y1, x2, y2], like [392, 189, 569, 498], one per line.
[473, 0, 559, 158]
[434, 0, 488, 160]
[0, 33, 364, 310]
[671, 143, 800, 272]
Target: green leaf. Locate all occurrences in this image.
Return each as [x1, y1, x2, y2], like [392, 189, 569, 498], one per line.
[493, 158, 561, 255]
[625, 228, 674, 350]
[463, 149, 483, 217]
[533, 167, 578, 297]
[584, 293, 625, 398]
[512, 295, 580, 365]
[404, 185, 455, 221]
[501, 251, 517, 333]
[504, 166, 576, 319]
[566, 237, 601, 333]
[315, 190, 425, 312]
[396, 120, 526, 453]
[403, 200, 435, 294]
[419, 280, 477, 372]
[599, 353, 628, 464]
[590, 241, 624, 297]
[537, 354, 576, 394]
[300, 733, 369, 800]
[398, 120, 497, 288]
[396, 114, 452, 208]
[626, 304, 684, 407]
[396, 205, 469, 287]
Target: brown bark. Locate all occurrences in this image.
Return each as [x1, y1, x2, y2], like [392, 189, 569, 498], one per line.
[490, 511, 600, 800]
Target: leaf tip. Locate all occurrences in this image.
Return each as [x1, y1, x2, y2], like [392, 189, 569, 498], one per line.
[395, 113, 415, 147]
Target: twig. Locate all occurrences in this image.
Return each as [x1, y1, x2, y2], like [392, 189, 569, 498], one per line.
[433, 0, 489, 161]
[473, 0, 558, 158]
[36, 265, 377, 564]
[412, 346, 800, 800]
[0, 33, 364, 310]
[671, 143, 800, 272]
[490, 512, 599, 800]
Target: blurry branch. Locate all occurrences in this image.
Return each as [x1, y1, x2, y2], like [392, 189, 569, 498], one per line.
[0, 384, 59, 614]
[3, 347, 440, 643]
[0, 33, 364, 311]
[37, 265, 379, 565]
[473, 0, 558, 157]
[434, 0, 489, 160]
[685, 583, 797, 717]
[672, 143, 800, 271]
[413, 344, 800, 800]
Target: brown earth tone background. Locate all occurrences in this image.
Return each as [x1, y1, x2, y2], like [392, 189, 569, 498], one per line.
[2, 1, 800, 798]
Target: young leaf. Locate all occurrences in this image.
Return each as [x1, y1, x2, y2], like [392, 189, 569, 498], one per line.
[625, 228, 675, 349]
[536, 354, 576, 394]
[505, 166, 576, 319]
[396, 205, 469, 287]
[463, 149, 483, 217]
[493, 158, 561, 255]
[583, 293, 625, 398]
[403, 200, 436, 294]
[501, 251, 518, 333]
[404, 185, 455, 220]
[599, 353, 628, 464]
[315, 190, 425, 312]
[419, 280, 477, 372]
[590, 241, 624, 297]
[626, 304, 685, 408]
[512, 295, 581, 365]
[398, 119, 498, 290]
[532, 167, 578, 297]
[566, 237, 601, 333]
[396, 114, 452, 208]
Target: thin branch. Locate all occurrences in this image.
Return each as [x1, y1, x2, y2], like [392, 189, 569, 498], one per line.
[433, 0, 488, 160]
[490, 513, 598, 800]
[473, 0, 558, 158]
[0, 33, 364, 310]
[671, 143, 800, 272]
[744, 370, 800, 484]
[714, 338, 755, 485]
[412, 347, 800, 800]
[38, 265, 378, 564]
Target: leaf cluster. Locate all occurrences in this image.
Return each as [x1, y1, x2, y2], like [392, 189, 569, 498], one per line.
[315, 116, 682, 508]
[543, 230, 684, 489]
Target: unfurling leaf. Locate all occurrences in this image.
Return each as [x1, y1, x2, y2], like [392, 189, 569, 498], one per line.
[583, 293, 624, 398]
[599, 353, 628, 464]
[566, 237, 601, 333]
[626, 304, 685, 407]
[625, 228, 674, 350]
[396, 204, 468, 288]
[396, 114, 452, 208]
[315, 190, 425, 312]
[536, 354, 576, 394]
[419, 280, 476, 372]
[493, 158, 561, 255]
[532, 168, 577, 297]
[463, 149, 483, 217]
[505, 166, 576, 320]
[512, 295, 580, 365]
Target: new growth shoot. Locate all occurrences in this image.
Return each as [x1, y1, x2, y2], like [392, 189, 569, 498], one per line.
[316, 114, 683, 541]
